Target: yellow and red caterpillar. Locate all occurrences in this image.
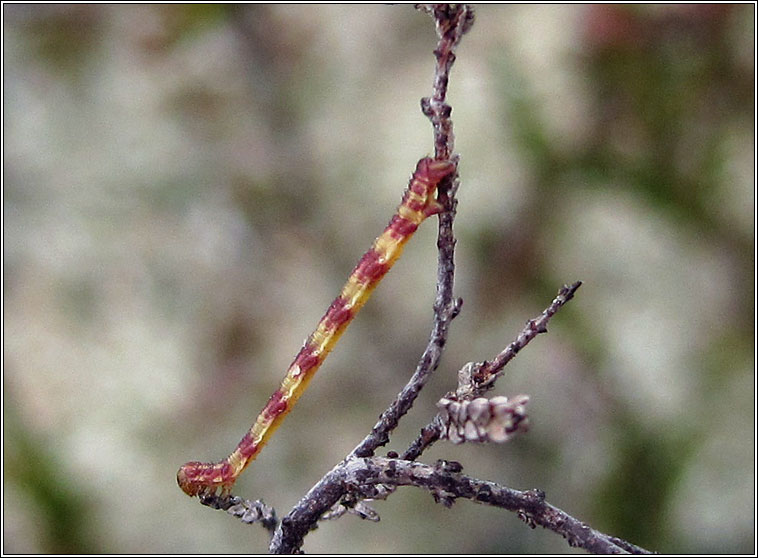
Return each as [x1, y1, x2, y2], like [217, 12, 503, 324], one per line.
[177, 157, 456, 498]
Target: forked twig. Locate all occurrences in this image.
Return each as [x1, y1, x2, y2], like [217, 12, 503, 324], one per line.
[184, 6, 649, 555]
[402, 281, 583, 461]
[199, 493, 278, 537]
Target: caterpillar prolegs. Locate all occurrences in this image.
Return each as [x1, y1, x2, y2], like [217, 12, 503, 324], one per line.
[178, 157, 456, 498]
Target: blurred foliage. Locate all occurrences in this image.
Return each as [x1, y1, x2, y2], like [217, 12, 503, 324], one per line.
[3, 4, 754, 554]
[4, 381, 97, 553]
[490, 5, 754, 552]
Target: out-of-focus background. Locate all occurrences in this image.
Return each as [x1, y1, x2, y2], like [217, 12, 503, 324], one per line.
[3, 4, 754, 554]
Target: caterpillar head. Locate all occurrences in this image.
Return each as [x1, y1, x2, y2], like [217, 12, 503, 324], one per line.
[415, 157, 456, 186]
[177, 460, 234, 497]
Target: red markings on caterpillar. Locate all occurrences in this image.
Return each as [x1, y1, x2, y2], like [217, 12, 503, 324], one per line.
[236, 432, 258, 458]
[263, 390, 289, 419]
[177, 460, 235, 497]
[354, 250, 391, 285]
[324, 297, 354, 333]
[178, 157, 456, 497]
[387, 215, 418, 239]
[292, 346, 321, 376]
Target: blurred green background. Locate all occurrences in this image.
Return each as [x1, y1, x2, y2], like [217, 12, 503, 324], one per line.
[3, 4, 754, 554]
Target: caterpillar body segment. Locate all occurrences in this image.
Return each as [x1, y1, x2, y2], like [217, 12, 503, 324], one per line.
[178, 157, 456, 497]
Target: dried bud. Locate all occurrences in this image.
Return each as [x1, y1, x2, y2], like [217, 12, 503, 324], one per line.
[437, 394, 530, 444]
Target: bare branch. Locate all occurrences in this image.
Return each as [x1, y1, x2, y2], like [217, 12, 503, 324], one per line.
[417, 3, 475, 160]
[473, 281, 583, 392]
[269, 278, 585, 553]
[269, 461, 349, 553]
[402, 281, 582, 462]
[341, 457, 654, 555]
[272, 455, 654, 554]
[198, 493, 278, 537]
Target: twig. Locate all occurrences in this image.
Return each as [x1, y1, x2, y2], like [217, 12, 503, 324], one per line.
[402, 281, 582, 461]
[198, 493, 278, 538]
[338, 457, 655, 555]
[475, 281, 583, 389]
[417, 3, 475, 161]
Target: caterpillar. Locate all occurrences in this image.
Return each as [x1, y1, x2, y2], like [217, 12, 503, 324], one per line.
[178, 157, 456, 498]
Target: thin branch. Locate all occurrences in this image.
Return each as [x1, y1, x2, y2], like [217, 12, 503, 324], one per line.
[269, 460, 348, 553]
[338, 457, 654, 555]
[402, 281, 582, 461]
[472, 280, 583, 394]
[268, 275, 585, 552]
[198, 493, 278, 538]
[417, 3, 475, 160]
[401, 417, 445, 462]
